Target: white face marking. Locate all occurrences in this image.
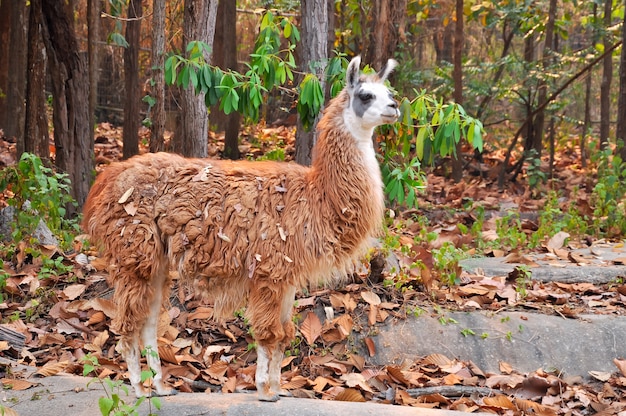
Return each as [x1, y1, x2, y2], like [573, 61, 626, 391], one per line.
[341, 56, 399, 200]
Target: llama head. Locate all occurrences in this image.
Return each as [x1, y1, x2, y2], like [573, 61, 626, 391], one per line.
[344, 56, 400, 133]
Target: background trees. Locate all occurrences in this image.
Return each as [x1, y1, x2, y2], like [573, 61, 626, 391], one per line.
[0, 0, 625, 211]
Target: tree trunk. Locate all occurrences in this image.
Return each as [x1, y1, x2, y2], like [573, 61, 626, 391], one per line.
[211, 0, 241, 160]
[122, 0, 142, 159]
[365, 0, 407, 70]
[296, 0, 329, 166]
[600, 0, 613, 149]
[0, 1, 11, 131]
[5, 0, 28, 146]
[174, 0, 218, 158]
[531, 0, 557, 157]
[41, 0, 93, 212]
[617, 0, 626, 160]
[434, 22, 454, 64]
[150, 0, 166, 153]
[88, 0, 100, 142]
[451, 0, 464, 183]
[582, 3, 599, 168]
[24, 0, 49, 160]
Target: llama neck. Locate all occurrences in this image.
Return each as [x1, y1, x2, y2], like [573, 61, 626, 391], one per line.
[309, 105, 385, 236]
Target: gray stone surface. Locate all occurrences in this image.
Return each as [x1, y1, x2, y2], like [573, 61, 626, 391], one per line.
[0, 369, 478, 416]
[366, 310, 626, 377]
[461, 244, 626, 283]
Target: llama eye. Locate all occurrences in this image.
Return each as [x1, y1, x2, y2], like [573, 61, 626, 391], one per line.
[359, 92, 373, 102]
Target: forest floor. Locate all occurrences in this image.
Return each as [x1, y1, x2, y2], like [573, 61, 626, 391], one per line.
[0, 123, 625, 415]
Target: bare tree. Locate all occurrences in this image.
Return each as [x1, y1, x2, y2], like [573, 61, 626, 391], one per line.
[122, 0, 143, 159]
[173, 0, 218, 157]
[211, 0, 241, 160]
[88, 0, 101, 143]
[296, 0, 328, 166]
[531, 0, 557, 157]
[365, 0, 407, 71]
[40, 0, 92, 211]
[24, 0, 49, 160]
[582, 3, 599, 167]
[617, 0, 626, 160]
[451, 0, 464, 182]
[149, 0, 166, 153]
[5, 0, 28, 146]
[0, 1, 11, 130]
[600, 0, 613, 149]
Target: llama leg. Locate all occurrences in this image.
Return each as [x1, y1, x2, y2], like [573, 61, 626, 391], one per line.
[112, 271, 158, 397]
[268, 285, 296, 396]
[140, 268, 174, 396]
[248, 283, 289, 402]
[120, 335, 148, 397]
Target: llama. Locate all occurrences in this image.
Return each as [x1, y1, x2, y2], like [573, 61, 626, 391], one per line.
[82, 56, 399, 401]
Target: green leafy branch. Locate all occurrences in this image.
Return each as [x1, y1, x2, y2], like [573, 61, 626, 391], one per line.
[164, 11, 299, 121]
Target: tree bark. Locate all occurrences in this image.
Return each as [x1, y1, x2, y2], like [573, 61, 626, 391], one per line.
[617, 0, 626, 160]
[5, 0, 28, 146]
[0, 1, 11, 131]
[451, 0, 464, 183]
[600, 0, 613, 149]
[366, 0, 407, 70]
[88, 0, 100, 143]
[150, 0, 166, 153]
[41, 0, 93, 212]
[582, 3, 599, 168]
[296, 0, 328, 166]
[531, 0, 557, 158]
[24, 0, 49, 160]
[122, 0, 142, 159]
[174, 0, 218, 158]
[211, 0, 241, 160]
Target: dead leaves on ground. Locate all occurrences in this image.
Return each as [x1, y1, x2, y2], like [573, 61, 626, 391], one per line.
[0, 249, 625, 415]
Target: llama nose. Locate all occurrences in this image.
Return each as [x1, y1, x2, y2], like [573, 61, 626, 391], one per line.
[389, 101, 398, 109]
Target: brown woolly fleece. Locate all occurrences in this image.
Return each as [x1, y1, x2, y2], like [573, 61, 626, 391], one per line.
[81, 56, 397, 399]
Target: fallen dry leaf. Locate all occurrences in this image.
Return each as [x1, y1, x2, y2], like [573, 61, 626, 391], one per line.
[546, 231, 570, 251]
[613, 358, 626, 377]
[1, 378, 37, 391]
[301, 311, 322, 345]
[35, 361, 69, 377]
[360, 290, 381, 306]
[334, 387, 366, 402]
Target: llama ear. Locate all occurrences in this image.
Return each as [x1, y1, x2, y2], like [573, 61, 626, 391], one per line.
[377, 59, 398, 82]
[346, 56, 362, 90]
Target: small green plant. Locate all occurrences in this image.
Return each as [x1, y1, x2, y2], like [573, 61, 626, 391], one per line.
[407, 306, 427, 318]
[0, 259, 8, 302]
[512, 265, 532, 299]
[494, 211, 527, 250]
[590, 146, 626, 237]
[0, 153, 79, 248]
[257, 148, 285, 161]
[525, 148, 547, 192]
[432, 242, 467, 286]
[38, 255, 73, 279]
[82, 353, 161, 416]
[461, 328, 476, 337]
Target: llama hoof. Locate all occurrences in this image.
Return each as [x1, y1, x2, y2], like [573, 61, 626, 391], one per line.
[258, 392, 280, 402]
[278, 389, 292, 397]
[155, 387, 178, 397]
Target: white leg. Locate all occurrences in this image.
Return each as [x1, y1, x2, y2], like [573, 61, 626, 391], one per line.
[269, 285, 296, 396]
[123, 336, 148, 397]
[140, 270, 173, 396]
[256, 345, 277, 401]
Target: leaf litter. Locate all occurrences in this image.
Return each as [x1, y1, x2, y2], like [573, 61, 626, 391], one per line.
[0, 126, 625, 414]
